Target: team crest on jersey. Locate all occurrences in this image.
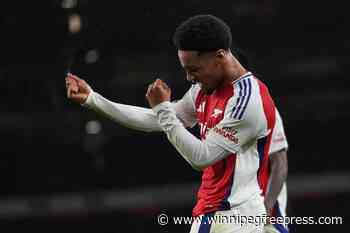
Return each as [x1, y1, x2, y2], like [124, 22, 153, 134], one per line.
[213, 126, 239, 144]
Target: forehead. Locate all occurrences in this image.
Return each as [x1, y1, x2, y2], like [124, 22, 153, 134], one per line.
[178, 50, 216, 68]
[178, 50, 200, 67]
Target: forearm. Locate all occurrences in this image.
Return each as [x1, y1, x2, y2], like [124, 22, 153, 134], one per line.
[265, 150, 288, 210]
[153, 102, 228, 171]
[84, 91, 162, 132]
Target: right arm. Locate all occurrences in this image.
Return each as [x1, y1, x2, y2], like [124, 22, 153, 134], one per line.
[65, 73, 198, 132]
[83, 91, 162, 132]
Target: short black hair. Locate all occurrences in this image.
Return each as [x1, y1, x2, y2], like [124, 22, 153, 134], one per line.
[173, 14, 232, 52]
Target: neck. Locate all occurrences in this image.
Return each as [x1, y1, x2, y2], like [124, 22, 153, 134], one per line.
[214, 52, 248, 93]
[223, 54, 247, 85]
[231, 53, 247, 79]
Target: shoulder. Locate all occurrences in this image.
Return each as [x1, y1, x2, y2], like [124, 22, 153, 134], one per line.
[225, 73, 263, 120]
[222, 73, 276, 134]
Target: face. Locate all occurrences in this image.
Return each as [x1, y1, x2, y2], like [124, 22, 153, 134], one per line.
[178, 50, 225, 94]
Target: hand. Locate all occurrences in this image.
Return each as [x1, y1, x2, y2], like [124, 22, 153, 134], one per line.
[65, 73, 92, 104]
[145, 79, 171, 108]
[264, 199, 274, 218]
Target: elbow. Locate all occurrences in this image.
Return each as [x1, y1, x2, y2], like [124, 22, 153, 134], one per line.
[279, 162, 288, 182]
[190, 163, 208, 172]
[275, 164, 288, 183]
[282, 163, 288, 180]
[270, 149, 288, 181]
[189, 143, 220, 171]
[279, 154, 288, 180]
[271, 163, 288, 182]
[190, 158, 212, 171]
[191, 164, 204, 172]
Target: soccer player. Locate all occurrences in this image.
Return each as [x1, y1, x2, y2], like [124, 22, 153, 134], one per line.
[66, 15, 276, 233]
[263, 110, 289, 233]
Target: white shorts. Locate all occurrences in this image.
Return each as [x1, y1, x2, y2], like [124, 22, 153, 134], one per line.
[190, 194, 266, 233]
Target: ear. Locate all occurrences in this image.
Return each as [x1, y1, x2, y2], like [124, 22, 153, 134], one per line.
[215, 49, 226, 58]
[214, 49, 227, 67]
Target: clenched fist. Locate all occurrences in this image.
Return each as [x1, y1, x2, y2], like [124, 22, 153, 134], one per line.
[65, 73, 92, 105]
[146, 79, 171, 108]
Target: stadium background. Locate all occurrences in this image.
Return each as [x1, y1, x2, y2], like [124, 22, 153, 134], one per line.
[0, 0, 348, 232]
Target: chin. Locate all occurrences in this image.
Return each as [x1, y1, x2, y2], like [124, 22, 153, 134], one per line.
[202, 87, 214, 95]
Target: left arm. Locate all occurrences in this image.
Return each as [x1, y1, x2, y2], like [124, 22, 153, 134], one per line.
[264, 149, 288, 214]
[153, 101, 231, 170]
[264, 109, 289, 214]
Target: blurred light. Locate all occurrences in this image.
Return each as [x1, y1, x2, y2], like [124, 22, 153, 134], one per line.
[85, 49, 99, 64]
[49, 195, 85, 212]
[61, 0, 78, 9]
[85, 120, 102, 134]
[68, 14, 82, 34]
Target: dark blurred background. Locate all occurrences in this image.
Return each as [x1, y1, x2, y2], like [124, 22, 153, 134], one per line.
[0, 0, 348, 232]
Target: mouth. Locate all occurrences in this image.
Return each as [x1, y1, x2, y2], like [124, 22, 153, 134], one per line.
[200, 84, 210, 93]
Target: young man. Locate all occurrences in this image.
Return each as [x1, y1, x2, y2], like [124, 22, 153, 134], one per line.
[263, 110, 289, 233]
[66, 15, 276, 233]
